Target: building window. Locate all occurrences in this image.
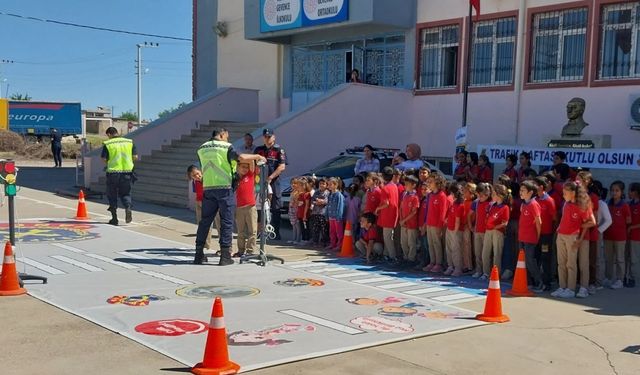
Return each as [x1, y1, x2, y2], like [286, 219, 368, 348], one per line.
[471, 17, 517, 86]
[365, 35, 405, 87]
[418, 25, 459, 89]
[598, 2, 640, 80]
[529, 7, 588, 83]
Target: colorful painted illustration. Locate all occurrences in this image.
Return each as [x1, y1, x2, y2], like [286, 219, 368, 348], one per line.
[175, 285, 260, 299]
[345, 297, 407, 306]
[274, 278, 325, 287]
[227, 323, 316, 347]
[418, 310, 467, 319]
[350, 316, 414, 334]
[134, 319, 208, 336]
[107, 294, 167, 307]
[0, 222, 99, 243]
[377, 303, 424, 317]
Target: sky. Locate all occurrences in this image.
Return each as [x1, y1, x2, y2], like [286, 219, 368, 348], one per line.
[0, 0, 192, 121]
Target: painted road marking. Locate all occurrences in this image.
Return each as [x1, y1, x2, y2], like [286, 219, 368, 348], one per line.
[330, 272, 368, 279]
[352, 277, 394, 284]
[279, 309, 365, 335]
[308, 267, 348, 273]
[116, 251, 172, 266]
[170, 255, 194, 262]
[377, 282, 418, 290]
[84, 254, 140, 270]
[432, 293, 475, 302]
[51, 255, 104, 272]
[289, 262, 329, 269]
[17, 257, 66, 275]
[52, 243, 85, 253]
[138, 270, 193, 285]
[403, 287, 447, 295]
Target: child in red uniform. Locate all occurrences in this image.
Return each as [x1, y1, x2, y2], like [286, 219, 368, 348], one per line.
[462, 182, 477, 272]
[445, 184, 465, 276]
[476, 155, 493, 184]
[418, 182, 430, 268]
[363, 172, 382, 214]
[627, 182, 640, 288]
[469, 183, 492, 278]
[576, 171, 600, 293]
[423, 174, 447, 273]
[399, 176, 420, 265]
[297, 179, 311, 245]
[187, 165, 212, 251]
[356, 212, 384, 263]
[519, 180, 544, 292]
[234, 162, 257, 257]
[481, 184, 511, 280]
[603, 180, 631, 289]
[375, 167, 399, 263]
[552, 181, 595, 298]
[502, 154, 517, 182]
[535, 176, 557, 291]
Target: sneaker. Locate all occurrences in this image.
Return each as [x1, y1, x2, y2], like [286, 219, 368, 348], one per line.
[551, 288, 565, 297]
[501, 269, 513, 281]
[451, 270, 463, 277]
[479, 274, 488, 281]
[610, 280, 624, 289]
[125, 208, 132, 223]
[531, 283, 545, 294]
[628, 279, 636, 288]
[431, 265, 443, 273]
[559, 288, 575, 298]
[588, 284, 597, 295]
[601, 279, 612, 288]
[422, 263, 435, 272]
[444, 266, 454, 276]
[576, 287, 589, 298]
[471, 271, 482, 278]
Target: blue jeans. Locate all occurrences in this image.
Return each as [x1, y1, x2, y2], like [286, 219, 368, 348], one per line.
[196, 189, 235, 250]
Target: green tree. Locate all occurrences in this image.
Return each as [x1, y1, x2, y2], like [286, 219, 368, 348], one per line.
[9, 93, 31, 101]
[119, 110, 138, 122]
[158, 102, 188, 119]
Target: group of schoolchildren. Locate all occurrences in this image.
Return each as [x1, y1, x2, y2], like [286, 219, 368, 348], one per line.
[286, 151, 639, 299]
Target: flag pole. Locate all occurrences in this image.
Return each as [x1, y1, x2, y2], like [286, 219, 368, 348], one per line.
[462, 1, 474, 128]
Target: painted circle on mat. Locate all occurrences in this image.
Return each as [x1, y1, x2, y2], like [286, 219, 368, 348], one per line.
[175, 285, 260, 299]
[135, 319, 208, 336]
[274, 278, 325, 287]
[0, 222, 99, 243]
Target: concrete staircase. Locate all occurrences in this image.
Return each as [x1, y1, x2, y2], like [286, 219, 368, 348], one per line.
[95, 121, 262, 208]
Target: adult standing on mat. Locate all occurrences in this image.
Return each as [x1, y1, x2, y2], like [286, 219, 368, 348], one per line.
[194, 127, 265, 265]
[254, 128, 287, 240]
[102, 126, 137, 225]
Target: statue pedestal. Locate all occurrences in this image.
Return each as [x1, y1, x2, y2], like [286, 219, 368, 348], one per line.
[544, 134, 611, 149]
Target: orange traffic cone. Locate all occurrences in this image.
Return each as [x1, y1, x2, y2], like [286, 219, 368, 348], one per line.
[0, 242, 27, 296]
[75, 190, 90, 220]
[338, 221, 355, 258]
[507, 249, 534, 297]
[192, 297, 240, 375]
[476, 265, 510, 323]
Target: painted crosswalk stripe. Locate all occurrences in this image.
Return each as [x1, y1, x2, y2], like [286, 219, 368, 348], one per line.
[50, 255, 104, 272]
[170, 255, 194, 261]
[404, 287, 447, 295]
[52, 243, 85, 253]
[377, 282, 418, 290]
[279, 309, 365, 335]
[352, 276, 394, 284]
[288, 262, 329, 269]
[84, 254, 139, 270]
[17, 257, 66, 275]
[308, 267, 348, 273]
[138, 270, 193, 285]
[116, 251, 172, 266]
[330, 272, 367, 279]
[432, 293, 475, 302]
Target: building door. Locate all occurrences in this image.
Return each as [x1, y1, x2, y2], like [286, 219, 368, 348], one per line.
[292, 46, 348, 110]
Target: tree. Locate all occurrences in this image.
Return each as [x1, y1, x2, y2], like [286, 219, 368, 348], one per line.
[9, 93, 31, 101]
[119, 110, 138, 122]
[158, 102, 188, 119]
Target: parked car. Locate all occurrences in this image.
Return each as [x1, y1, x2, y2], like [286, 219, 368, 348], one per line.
[279, 147, 451, 217]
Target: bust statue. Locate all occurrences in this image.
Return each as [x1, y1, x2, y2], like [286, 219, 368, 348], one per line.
[561, 97, 589, 137]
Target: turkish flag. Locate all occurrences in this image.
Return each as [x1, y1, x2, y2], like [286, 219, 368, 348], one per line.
[470, 0, 480, 19]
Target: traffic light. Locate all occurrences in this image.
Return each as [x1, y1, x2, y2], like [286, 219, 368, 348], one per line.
[0, 159, 17, 196]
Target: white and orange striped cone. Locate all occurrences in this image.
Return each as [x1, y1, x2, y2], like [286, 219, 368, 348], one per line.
[0, 242, 27, 296]
[192, 297, 240, 375]
[476, 265, 510, 323]
[507, 249, 534, 297]
[75, 190, 90, 220]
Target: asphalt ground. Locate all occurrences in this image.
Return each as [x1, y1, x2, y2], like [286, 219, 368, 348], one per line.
[1, 162, 639, 375]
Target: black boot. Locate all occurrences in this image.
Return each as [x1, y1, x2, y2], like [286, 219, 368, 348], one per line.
[193, 246, 208, 265]
[125, 208, 133, 223]
[218, 247, 234, 266]
[108, 208, 118, 226]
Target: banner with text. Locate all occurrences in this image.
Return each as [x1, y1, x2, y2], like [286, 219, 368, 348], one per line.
[261, 0, 349, 32]
[477, 145, 640, 170]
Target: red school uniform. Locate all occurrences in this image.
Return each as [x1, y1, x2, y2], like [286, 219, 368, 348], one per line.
[472, 200, 491, 233]
[236, 170, 256, 207]
[476, 165, 493, 183]
[193, 180, 204, 202]
[510, 197, 522, 222]
[587, 193, 600, 242]
[419, 196, 429, 228]
[446, 202, 465, 231]
[536, 193, 557, 235]
[486, 203, 510, 233]
[604, 200, 631, 241]
[519, 199, 541, 244]
[364, 187, 382, 214]
[362, 224, 383, 243]
[551, 182, 565, 214]
[629, 200, 640, 241]
[400, 192, 420, 229]
[503, 166, 517, 181]
[462, 199, 472, 230]
[377, 182, 399, 228]
[296, 192, 311, 220]
[426, 190, 448, 227]
[557, 202, 592, 236]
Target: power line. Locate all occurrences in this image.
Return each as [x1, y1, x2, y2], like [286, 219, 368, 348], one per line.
[0, 11, 192, 42]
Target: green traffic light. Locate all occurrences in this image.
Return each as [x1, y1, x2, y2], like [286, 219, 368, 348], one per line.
[5, 184, 16, 196]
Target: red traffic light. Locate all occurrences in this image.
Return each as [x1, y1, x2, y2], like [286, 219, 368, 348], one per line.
[3, 161, 15, 174]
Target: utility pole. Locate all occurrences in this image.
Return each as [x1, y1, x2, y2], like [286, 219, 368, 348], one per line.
[135, 42, 158, 125]
[0, 59, 14, 99]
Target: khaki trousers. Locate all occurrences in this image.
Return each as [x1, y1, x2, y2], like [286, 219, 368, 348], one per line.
[462, 228, 473, 270]
[604, 240, 626, 282]
[195, 201, 212, 249]
[355, 240, 384, 257]
[557, 233, 589, 290]
[400, 227, 418, 262]
[427, 226, 443, 265]
[482, 229, 504, 275]
[446, 229, 463, 271]
[473, 232, 485, 274]
[383, 228, 397, 259]
[235, 205, 257, 254]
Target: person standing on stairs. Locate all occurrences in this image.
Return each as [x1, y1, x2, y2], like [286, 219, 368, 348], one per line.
[101, 127, 138, 225]
[254, 128, 287, 240]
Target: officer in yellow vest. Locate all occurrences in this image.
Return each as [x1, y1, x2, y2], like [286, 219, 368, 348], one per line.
[195, 127, 265, 265]
[101, 127, 138, 225]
